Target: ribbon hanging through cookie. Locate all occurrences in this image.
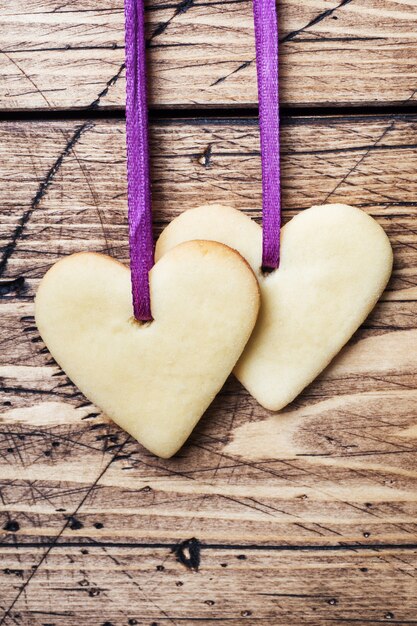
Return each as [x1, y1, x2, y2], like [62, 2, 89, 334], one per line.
[253, 0, 281, 271]
[124, 0, 153, 321]
[124, 0, 281, 320]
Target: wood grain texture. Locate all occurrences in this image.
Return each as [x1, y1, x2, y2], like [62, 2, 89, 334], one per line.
[1, 546, 417, 625]
[2, 114, 417, 297]
[2, 108, 417, 625]
[2, 0, 417, 620]
[1, 0, 417, 110]
[1, 114, 417, 567]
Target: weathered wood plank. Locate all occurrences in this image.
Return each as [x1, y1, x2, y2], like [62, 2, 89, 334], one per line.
[1, 545, 417, 625]
[1, 114, 417, 553]
[1, 115, 417, 297]
[1, 0, 416, 110]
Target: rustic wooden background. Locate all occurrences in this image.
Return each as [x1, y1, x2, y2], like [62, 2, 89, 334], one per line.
[1, 0, 417, 624]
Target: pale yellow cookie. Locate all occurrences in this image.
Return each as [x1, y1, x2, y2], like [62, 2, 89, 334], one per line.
[156, 204, 393, 411]
[35, 241, 260, 457]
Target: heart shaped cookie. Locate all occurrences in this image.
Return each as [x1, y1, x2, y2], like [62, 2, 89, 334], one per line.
[35, 241, 260, 457]
[156, 204, 393, 411]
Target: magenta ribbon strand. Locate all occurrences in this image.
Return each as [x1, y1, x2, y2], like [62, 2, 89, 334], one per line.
[124, 0, 153, 321]
[253, 0, 281, 270]
[124, 0, 280, 320]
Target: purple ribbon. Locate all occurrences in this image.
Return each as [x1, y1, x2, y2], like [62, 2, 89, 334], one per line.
[253, 0, 281, 270]
[124, 0, 153, 321]
[124, 0, 280, 320]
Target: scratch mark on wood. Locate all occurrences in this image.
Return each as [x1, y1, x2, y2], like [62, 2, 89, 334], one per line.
[0, 435, 130, 626]
[0, 51, 52, 108]
[281, 0, 354, 44]
[148, 0, 195, 44]
[322, 122, 395, 203]
[89, 63, 126, 110]
[0, 122, 93, 279]
[210, 60, 254, 87]
[211, 0, 354, 88]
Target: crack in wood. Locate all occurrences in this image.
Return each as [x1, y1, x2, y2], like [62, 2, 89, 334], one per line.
[2, 541, 417, 551]
[174, 537, 202, 570]
[0, 277, 25, 296]
[0, 45, 124, 55]
[198, 144, 213, 168]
